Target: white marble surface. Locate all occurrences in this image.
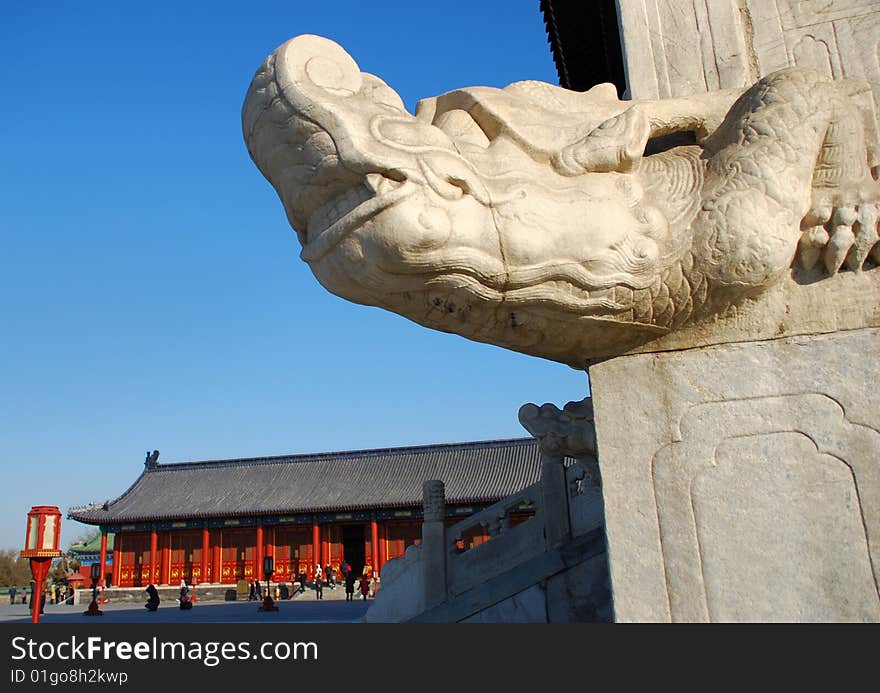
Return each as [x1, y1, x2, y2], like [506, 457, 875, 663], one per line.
[618, 0, 880, 133]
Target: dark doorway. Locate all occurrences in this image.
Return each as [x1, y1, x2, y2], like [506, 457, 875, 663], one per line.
[342, 524, 367, 576]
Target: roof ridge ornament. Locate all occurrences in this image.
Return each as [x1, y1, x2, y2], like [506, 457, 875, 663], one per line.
[144, 450, 159, 469]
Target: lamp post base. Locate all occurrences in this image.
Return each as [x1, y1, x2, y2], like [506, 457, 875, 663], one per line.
[83, 601, 103, 616]
[83, 581, 103, 616]
[258, 596, 279, 612]
[258, 577, 278, 611]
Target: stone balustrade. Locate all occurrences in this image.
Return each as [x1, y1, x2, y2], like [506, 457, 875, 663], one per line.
[366, 425, 606, 622]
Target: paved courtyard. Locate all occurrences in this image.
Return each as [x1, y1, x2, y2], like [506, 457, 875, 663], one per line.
[0, 592, 371, 624]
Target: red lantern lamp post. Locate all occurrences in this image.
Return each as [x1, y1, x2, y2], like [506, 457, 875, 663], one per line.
[258, 555, 278, 612]
[20, 506, 63, 624]
[83, 561, 103, 616]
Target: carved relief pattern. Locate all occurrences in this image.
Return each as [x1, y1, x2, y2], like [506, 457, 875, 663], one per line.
[792, 35, 835, 79]
[744, 0, 880, 139]
[618, 0, 751, 98]
[422, 480, 446, 522]
[651, 393, 880, 622]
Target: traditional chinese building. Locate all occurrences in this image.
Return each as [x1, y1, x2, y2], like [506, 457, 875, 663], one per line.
[68, 532, 115, 585]
[68, 438, 542, 588]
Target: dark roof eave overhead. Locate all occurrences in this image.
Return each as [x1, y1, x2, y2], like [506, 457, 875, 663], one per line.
[541, 0, 627, 97]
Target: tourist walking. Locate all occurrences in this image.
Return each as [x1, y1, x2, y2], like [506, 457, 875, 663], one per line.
[9, 585, 16, 605]
[314, 564, 323, 600]
[359, 573, 370, 600]
[344, 571, 355, 601]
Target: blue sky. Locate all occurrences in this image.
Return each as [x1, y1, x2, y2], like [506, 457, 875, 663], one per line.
[0, 1, 589, 550]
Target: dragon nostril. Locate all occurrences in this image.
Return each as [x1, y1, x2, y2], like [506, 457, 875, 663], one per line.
[304, 55, 359, 96]
[278, 34, 363, 103]
[374, 115, 457, 150]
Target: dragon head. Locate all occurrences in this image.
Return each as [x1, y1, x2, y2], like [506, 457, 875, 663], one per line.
[243, 35, 694, 365]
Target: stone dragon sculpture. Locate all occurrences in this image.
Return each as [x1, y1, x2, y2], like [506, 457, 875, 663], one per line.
[242, 35, 880, 366]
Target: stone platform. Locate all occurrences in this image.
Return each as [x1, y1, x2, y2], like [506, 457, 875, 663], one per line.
[87, 582, 300, 604]
[86, 581, 375, 605]
[590, 327, 880, 622]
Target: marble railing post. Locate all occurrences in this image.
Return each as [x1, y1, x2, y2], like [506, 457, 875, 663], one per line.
[421, 480, 447, 610]
[487, 515, 504, 538]
[519, 397, 597, 551]
[540, 451, 571, 549]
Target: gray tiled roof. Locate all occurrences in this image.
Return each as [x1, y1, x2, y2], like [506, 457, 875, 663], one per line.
[69, 438, 547, 524]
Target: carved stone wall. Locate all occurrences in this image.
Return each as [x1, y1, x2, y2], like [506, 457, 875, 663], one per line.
[589, 327, 880, 622]
[617, 0, 880, 129]
[422, 480, 446, 522]
[617, 0, 753, 98]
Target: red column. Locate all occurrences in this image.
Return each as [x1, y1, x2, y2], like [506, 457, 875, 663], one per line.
[149, 531, 158, 584]
[377, 522, 386, 576]
[311, 523, 320, 580]
[112, 533, 122, 587]
[255, 524, 264, 581]
[98, 532, 108, 588]
[201, 529, 210, 584]
[161, 533, 171, 585]
[265, 527, 275, 589]
[212, 530, 221, 583]
[370, 520, 379, 577]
